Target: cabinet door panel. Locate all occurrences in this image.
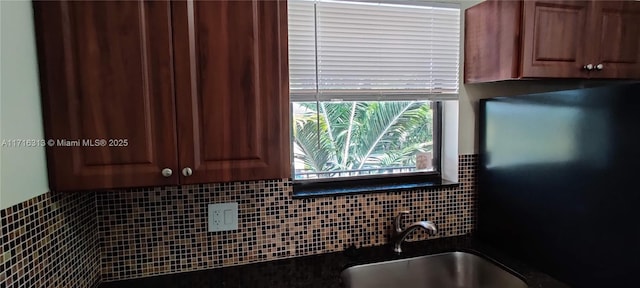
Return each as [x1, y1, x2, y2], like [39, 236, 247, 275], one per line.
[464, 0, 522, 83]
[173, 0, 290, 183]
[521, 1, 590, 78]
[591, 1, 640, 79]
[34, 1, 178, 191]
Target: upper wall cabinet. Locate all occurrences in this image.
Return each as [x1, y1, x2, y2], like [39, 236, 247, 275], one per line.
[590, 1, 640, 79]
[464, 0, 640, 83]
[171, 1, 290, 185]
[33, 1, 179, 190]
[33, 0, 290, 191]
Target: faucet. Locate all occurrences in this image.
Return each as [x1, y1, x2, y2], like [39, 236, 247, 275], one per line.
[391, 211, 437, 253]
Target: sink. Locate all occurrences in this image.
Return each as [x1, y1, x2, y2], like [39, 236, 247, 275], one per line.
[341, 251, 528, 288]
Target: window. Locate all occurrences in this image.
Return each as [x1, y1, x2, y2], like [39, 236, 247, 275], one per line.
[288, 0, 460, 185]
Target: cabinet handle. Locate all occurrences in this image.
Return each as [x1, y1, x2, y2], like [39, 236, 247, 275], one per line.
[583, 64, 594, 71]
[182, 167, 193, 177]
[161, 168, 173, 177]
[595, 63, 604, 71]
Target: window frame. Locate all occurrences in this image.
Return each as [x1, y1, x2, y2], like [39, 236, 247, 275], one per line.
[291, 101, 447, 196]
[288, 0, 460, 196]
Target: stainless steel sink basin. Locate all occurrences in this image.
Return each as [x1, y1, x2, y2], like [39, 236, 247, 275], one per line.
[341, 251, 528, 288]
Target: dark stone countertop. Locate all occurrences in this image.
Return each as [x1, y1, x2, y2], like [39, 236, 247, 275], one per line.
[99, 235, 571, 288]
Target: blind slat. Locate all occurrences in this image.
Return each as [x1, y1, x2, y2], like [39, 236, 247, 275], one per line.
[288, 0, 460, 99]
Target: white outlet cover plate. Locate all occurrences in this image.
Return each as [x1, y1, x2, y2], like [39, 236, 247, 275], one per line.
[208, 202, 239, 232]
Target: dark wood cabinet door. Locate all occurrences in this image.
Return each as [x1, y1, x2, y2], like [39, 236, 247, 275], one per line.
[464, 0, 523, 83]
[590, 1, 640, 79]
[34, 1, 179, 191]
[172, 0, 290, 184]
[521, 0, 591, 78]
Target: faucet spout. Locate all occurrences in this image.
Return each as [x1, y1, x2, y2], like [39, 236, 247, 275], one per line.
[392, 221, 437, 253]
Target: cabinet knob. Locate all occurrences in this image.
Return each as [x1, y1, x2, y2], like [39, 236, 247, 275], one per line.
[583, 64, 594, 71]
[182, 167, 193, 177]
[161, 168, 173, 177]
[595, 63, 604, 71]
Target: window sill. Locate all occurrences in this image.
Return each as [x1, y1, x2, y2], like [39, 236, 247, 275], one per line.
[292, 176, 459, 198]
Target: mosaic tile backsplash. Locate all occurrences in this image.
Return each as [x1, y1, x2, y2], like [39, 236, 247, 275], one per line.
[0, 191, 101, 288]
[0, 155, 477, 286]
[97, 154, 478, 281]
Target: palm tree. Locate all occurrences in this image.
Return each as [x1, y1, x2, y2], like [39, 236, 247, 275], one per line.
[293, 101, 433, 178]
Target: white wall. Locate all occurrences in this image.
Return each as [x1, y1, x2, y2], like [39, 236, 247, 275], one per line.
[457, 0, 481, 155]
[0, 0, 49, 209]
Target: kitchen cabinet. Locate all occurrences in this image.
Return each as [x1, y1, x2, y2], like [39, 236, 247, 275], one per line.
[464, 0, 640, 83]
[171, 1, 290, 185]
[33, 0, 290, 191]
[589, 1, 640, 79]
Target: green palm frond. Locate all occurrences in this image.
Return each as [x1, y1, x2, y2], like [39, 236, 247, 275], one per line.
[293, 111, 336, 172]
[353, 102, 415, 169]
[292, 101, 433, 173]
[365, 142, 433, 167]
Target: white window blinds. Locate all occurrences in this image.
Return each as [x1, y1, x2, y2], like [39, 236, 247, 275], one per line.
[288, 0, 460, 102]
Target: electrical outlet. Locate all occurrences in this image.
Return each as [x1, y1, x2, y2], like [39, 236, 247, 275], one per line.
[208, 202, 238, 232]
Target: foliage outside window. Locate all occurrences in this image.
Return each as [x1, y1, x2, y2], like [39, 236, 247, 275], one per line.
[289, 0, 460, 181]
